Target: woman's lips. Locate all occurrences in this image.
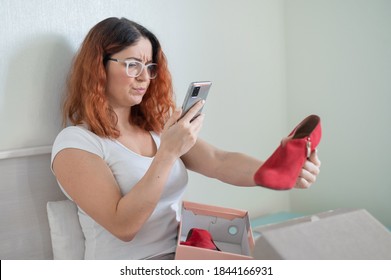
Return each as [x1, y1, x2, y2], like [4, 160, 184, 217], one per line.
[133, 87, 146, 94]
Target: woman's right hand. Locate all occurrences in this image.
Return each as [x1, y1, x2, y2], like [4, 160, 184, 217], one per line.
[159, 100, 205, 160]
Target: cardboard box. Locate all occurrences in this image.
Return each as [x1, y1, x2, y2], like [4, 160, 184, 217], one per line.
[175, 201, 254, 259]
[252, 208, 391, 260]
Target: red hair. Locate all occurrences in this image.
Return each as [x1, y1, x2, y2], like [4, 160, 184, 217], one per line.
[63, 17, 175, 138]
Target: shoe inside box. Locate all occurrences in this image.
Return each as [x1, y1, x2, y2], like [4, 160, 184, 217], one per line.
[180, 207, 252, 256]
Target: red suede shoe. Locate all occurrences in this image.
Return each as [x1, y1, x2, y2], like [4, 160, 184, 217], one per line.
[180, 228, 221, 251]
[254, 115, 321, 190]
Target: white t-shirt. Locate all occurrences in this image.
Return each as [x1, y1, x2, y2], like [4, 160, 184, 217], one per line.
[51, 125, 188, 259]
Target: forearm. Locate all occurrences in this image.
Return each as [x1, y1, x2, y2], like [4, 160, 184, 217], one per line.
[213, 151, 263, 186]
[114, 151, 177, 241]
[182, 139, 263, 187]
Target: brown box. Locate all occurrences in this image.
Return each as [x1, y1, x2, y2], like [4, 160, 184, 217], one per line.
[175, 201, 254, 259]
[253, 208, 391, 259]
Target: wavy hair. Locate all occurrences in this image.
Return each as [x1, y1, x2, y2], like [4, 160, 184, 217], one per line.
[63, 17, 175, 137]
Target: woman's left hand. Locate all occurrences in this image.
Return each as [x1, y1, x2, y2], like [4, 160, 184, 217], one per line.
[294, 150, 321, 189]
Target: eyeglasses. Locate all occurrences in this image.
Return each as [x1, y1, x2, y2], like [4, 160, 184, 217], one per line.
[107, 58, 158, 79]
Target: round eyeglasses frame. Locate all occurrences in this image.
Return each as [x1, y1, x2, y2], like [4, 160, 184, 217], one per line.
[107, 58, 158, 79]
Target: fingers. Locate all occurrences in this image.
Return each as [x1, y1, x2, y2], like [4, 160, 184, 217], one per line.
[188, 113, 205, 134]
[164, 108, 182, 131]
[295, 177, 311, 189]
[294, 168, 315, 189]
[303, 158, 320, 176]
[180, 100, 205, 123]
[309, 149, 321, 167]
[160, 102, 205, 158]
[294, 151, 321, 189]
[299, 166, 317, 185]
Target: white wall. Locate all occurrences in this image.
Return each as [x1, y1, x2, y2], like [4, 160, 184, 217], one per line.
[0, 0, 289, 218]
[285, 0, 391, 227]
[176, 0, 290, 216]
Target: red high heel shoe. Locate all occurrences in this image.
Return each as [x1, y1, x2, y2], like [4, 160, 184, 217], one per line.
[180, 228, 221, 251]
[254, 115, 321, 190]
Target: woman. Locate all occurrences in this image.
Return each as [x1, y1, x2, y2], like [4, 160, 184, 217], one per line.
[51, 17, 320, 259]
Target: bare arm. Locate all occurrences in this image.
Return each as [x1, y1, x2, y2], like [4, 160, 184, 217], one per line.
[181, 139, 263, 186]
[53, 147, 177, 242]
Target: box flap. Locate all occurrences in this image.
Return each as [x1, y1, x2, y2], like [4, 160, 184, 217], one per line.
[253, 208, 391, 259]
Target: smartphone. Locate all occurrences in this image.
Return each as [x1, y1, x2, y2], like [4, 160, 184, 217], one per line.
[180, 81, 212, 120]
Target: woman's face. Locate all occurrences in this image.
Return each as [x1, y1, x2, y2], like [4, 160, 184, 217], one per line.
[105, 37, 153, 110]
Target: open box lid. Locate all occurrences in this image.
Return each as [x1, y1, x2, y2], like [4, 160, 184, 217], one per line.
[181, 201, 250, 220]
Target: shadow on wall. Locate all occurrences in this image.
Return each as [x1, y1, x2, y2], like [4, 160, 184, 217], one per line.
[1, 34, 74, 150]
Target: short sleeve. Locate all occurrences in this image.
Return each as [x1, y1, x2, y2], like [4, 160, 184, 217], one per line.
[51, 126, 104, 171]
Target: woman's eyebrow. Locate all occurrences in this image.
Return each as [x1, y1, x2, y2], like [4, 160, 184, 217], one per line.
[124, 56, 140, 61]
[124, 57, 153, 63]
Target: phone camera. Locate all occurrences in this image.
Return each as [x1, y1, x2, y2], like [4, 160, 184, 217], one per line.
[191, 86, 200, 97]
